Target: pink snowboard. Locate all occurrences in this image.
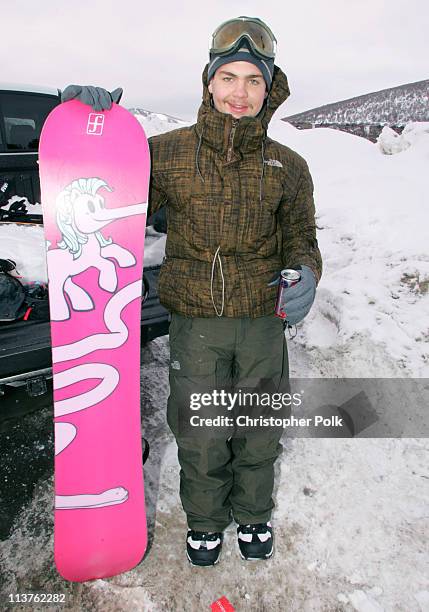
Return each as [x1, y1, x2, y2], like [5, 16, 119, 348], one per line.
[39, 100, 149, 582]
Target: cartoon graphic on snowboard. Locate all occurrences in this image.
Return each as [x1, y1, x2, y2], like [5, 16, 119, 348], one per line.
[50, 177, 147, 510]
[48, 178, 146, 321]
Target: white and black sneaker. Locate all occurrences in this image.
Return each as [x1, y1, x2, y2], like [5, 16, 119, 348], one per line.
[186, 530, 223, 566]
[237, 522, 273, 560]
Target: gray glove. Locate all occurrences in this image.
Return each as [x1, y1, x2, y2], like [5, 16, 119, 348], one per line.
[61, 85, 123, 111]
[268, 265, 317, 325]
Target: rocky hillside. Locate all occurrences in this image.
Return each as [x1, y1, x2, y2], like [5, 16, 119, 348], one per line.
[283, 79, 428, 126]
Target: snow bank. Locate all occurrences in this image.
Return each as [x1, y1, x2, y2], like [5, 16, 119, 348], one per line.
[0, 222, 47, 284]
[271, 121, 429, 377]
[377, 121, 429, 155]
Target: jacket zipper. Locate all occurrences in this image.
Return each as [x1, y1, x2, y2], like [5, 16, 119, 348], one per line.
[220, 120, 239, 240]
[226, 119, 239, 162]
[214, 119, 239, 315]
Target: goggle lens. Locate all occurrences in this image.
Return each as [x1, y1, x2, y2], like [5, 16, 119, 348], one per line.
[211, 18, 276, 59]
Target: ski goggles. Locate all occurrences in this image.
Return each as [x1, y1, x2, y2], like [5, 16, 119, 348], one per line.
[210, 16, 277, 60]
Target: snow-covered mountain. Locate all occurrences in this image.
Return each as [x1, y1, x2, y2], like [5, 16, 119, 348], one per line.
[128, 107, 189, 137]
[283, 78, 429, 126]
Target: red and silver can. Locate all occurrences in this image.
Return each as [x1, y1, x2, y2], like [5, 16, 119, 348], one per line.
[274, 269, 301, 319]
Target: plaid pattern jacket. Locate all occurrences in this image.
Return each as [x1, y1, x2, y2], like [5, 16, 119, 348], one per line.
[148, 64, 322, 318]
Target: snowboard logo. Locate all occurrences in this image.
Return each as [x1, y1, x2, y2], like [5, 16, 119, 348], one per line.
[87, 113, 105, 135]
[49, 177, 147, 511]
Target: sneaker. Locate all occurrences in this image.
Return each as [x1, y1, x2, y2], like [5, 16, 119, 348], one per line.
[186, 530, 223, 566]
[237, 522, 273, 560]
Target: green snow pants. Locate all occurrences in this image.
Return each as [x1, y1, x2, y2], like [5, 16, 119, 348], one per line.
[167, 314, 289, 531]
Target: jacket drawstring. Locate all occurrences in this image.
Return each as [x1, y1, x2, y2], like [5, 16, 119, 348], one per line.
[210, 245, 225, 317]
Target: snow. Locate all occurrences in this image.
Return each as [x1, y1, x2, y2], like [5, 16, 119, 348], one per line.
[377, 121, 429, 155]
[269, 120, 429, 378]
[143, 226, 167, 268]
[0, 220, 47, 284]
[1, 116, 428, 611]
[130, 107, 190, 138]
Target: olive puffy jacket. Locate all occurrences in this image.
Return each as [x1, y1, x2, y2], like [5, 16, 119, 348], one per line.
[148, 64, 322, 318]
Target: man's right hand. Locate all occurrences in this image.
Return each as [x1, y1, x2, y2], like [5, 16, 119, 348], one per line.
[61, 85, 123, 111]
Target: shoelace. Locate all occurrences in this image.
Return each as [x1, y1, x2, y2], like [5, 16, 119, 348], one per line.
[189, 530, 221, 542]
[239, 523, 271, 535]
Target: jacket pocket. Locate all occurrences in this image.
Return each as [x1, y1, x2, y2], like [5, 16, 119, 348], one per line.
[164, 169, 192, 211]
[185, 195, 220, 250]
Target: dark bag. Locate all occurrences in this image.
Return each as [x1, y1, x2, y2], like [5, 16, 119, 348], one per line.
[0, 259, 49, 322]
[25, 282, 50, 321]
[0, 259, 26, 321]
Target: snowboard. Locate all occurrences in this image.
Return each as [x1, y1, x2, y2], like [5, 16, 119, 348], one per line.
[39, 100, 149, 582]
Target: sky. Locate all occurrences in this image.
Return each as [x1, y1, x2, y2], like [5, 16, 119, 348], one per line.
[3, 0, 428, 121]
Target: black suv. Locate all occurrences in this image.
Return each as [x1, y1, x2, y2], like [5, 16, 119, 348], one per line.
[0, 84, 169, 414]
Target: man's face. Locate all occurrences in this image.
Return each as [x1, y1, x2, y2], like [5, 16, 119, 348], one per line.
[208, 60, 268, 119]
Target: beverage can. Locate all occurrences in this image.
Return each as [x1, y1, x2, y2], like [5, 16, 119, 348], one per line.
[274, 269, 301, 319]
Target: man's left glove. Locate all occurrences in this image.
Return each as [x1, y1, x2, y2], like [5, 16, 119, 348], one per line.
[61, 85, 123, 111]
[268, 265, 317, 326]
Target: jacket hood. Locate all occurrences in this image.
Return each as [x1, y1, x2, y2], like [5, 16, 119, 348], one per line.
[196, 63, 290, 156]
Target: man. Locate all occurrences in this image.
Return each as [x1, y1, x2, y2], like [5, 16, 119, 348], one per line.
[62, 16, 322, 566]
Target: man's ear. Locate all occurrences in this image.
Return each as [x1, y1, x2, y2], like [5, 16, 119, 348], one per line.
[208, 79, 213, 94]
